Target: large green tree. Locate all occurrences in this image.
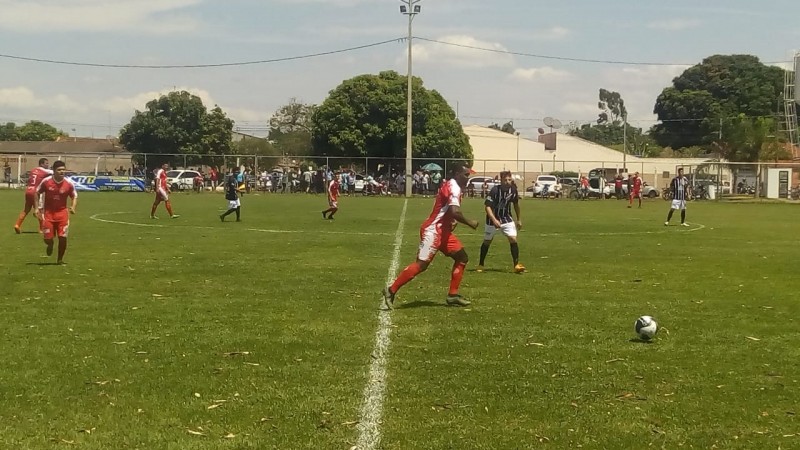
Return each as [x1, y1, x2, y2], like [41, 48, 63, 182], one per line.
[311, 71, 472, 161]
[651, 54, 784, 149]
[0, 121, 63, 141]
[597, 88, 627, 125]
[119, 91, 234, 165]
[268, 98, 315, 156]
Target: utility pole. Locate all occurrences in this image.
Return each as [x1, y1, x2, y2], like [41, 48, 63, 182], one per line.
[400, 0, 421, 197]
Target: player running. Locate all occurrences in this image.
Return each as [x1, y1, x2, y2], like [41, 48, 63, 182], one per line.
[628, 171, 642, 208]
[34, 161, 77, 264]
[14, 158, 52, 234]
[321, 173, 340, 220]
[665, 167, 691, 227]
[382, 164, 479, 309]
[150, 163, 179, 219]
[476, 171, 525, 273]
[220, 167, 242, 222]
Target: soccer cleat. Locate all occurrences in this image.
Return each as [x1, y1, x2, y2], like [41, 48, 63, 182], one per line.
[46, 241, 54, 256]
[14, 225, 20, 234]
[446, 294, 471, 307]
[321, 211, 327, 219]
[219, 214, 224, 222]
[151, 215, 159, 219]
[664, 221, 669, 226]
[681, 222, 690, 227]
[475, 265, 484, 273]
[171, 215, 180, 219]
[514, 263, 526, 273]
[382, 286, 395, 310]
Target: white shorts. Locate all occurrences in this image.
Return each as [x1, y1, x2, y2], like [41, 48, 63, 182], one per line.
[227, 199, 241, 209]
[671, 199, 686, 210]
[483, 222, 518, 241]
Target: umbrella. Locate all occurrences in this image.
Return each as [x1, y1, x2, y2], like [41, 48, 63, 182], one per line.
[421, 162, 443, 171]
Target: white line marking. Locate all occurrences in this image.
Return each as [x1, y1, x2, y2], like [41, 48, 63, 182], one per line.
[355, 199, 407, 450]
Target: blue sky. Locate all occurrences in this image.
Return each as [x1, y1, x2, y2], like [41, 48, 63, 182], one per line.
[0, 0, 797, 139]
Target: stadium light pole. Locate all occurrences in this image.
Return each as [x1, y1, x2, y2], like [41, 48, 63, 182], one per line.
[400, 0, 421, 197]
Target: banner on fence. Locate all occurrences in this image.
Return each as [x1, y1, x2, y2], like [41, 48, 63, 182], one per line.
[68, 175, 147, 192]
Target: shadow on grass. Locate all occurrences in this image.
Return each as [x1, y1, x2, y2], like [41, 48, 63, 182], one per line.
[397, 300, 446, 309]
[26, 262, 60, 266]
[628, 338, 656, 344]
[20, 231, 40, 234]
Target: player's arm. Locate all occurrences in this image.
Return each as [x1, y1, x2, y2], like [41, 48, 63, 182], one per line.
[449, 204, 478, 230]
[513, 199, 522, 229]
[69, 192, 78, 214]
[484, 196, 501, 228]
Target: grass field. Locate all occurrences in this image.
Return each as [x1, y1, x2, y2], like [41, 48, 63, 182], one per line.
[1, 189, 799, 449]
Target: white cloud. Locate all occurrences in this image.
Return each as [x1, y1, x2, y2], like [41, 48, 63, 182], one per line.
[647, 18, 703, 31]
[509, 66, 573, 82]
[104, 87, 217, 114]
[0, 0, 202, 34]
[408, 35, 514, 69]
[0, 86, 87, 113]
[531, 26, 571, 41]
[560, 101, 598, 119]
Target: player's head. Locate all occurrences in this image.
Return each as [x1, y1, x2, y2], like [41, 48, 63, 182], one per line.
[678, 168, 684, 175]
[499, 170, 513, 186]
[450, 164, 471, 188]
[635, 171, 639, 176]
[52, 160, 66, 179]
[38, 158, 49, 169]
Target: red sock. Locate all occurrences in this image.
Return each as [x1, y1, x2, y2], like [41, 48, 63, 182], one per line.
[390, 262, 423, 294]
[15, 211, 26, 228]
[57, 238, 67, 262]
[165, 201, 174, 216]
[448, 261, 466, 296]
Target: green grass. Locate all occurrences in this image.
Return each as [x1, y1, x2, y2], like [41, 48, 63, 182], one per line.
[1, 189, 799, 449]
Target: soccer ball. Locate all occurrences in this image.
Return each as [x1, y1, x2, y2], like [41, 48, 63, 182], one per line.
[634, 316, 658, 340]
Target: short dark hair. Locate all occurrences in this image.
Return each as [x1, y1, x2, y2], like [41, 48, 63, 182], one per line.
[450, 163, 467, 176]
[52, 160, 66, 170]
[678, 167, 684, 173]
[38, 158, 48, 165]
[500, 170, 512, 179]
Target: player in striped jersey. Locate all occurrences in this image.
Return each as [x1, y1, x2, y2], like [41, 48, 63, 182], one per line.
[665, 168, 691, 227]
[382, 164, 479, 309]
[477, 171, 525, 273]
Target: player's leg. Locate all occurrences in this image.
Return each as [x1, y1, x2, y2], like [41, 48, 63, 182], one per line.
[477, 224, 495, 271]
[637, 193, 642, 208]
[680, 201, 688, 226]
[665, 201, 677, 225]
[444, 237, 471, 306]
[151, 192, 162, 218]
[384, 232, 436, 308]
[56, 221, 69, 263]
[502, 222, 524, 273]
[42, 220, 55, 256]
[15, 191, 36, 232]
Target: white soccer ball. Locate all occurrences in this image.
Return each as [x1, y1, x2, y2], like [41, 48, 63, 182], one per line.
[634, 315, 658, 340]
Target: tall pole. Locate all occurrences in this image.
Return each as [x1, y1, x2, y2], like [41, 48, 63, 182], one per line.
[622, 116, 627, 171]
[401, 0, 420, 198]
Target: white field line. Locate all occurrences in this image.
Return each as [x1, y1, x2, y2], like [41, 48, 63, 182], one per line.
[355, 199, 407, 450]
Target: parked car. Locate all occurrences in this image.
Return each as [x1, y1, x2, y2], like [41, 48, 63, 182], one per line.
[532, 175, 560, 196]
[616, 180, 660, 198]
[166, 170, 203, 191]
[559, 177, 580, 189]
[467, 176, 497, 196]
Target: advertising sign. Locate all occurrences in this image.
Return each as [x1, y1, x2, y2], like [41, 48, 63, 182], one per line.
[68, 175, 147, 192]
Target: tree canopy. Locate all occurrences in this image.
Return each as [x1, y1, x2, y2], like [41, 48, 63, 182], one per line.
[268, 98, 315, 156]
[488, 121, 517, 135]
[119, 91, 234, 166]
[0, 120, 64, 141]
[597, 88, 627, 125]
[311, 71, 472, 162]
[651, 54, 784, 150]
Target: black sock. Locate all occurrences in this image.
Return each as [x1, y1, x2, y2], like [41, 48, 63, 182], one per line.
[680, 210, 685, 223]
[510, 242, 519, 265]
[222, 208, 234, 218]
[479, 242, 490, 265]
[235, 206, 240, 220]
[667, 210, 674, 222]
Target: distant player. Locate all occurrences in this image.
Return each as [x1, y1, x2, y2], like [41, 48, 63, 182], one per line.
[321, 173, 340, 220]
[665, 168, 691, 227]
[628, 172, 642, 208]
[150, 163, 179, 219]
[220, 167, 241, 222]
[477, 171, 525, 274]
[382, 164, 479, 309]
[14, 157, 52, 234]
[34, 161, 77, 264]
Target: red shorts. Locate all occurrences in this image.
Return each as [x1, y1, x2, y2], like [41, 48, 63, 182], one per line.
[24, 189, 36, 210]
[417, 227, 463, 262]
[155, 188, 169, 202]
[631, 190, 641, 198]
[42, 211, 70, 239]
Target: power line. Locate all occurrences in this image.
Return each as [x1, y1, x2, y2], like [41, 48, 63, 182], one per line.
[415, 37, 791, 66]
[0, 38, 403, 69]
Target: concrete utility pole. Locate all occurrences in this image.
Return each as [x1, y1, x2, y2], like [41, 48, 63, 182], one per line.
[400, 0, 421, 197]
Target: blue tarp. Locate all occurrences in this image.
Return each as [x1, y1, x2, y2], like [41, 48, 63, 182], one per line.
[67, 176, 147, 192]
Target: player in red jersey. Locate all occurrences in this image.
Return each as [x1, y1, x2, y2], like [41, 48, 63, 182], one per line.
[628, 171, 643, 208]
[34, 161, 77, 264]
[150, 163, 179, 219]
[14, 157, 52, 234]
[382, 164, 479, 309]
[321, 174, 340, 220]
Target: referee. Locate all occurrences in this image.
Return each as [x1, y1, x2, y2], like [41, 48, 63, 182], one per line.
[665, 167, 691, 227]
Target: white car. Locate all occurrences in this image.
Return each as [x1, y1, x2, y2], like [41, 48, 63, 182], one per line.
[532, 175, 561, 196]
[166, 170, 203, 191]
[467, 176, 497, 195]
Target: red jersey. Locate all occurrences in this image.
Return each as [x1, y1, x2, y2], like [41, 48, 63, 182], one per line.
[26, 166, 53, 192]
[37, 176, 77, 220]
[632, 177, 642, 191]
[328, 179, 339, 201]
[155, 169, 168, 191]
[421, 179, 462, 234]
